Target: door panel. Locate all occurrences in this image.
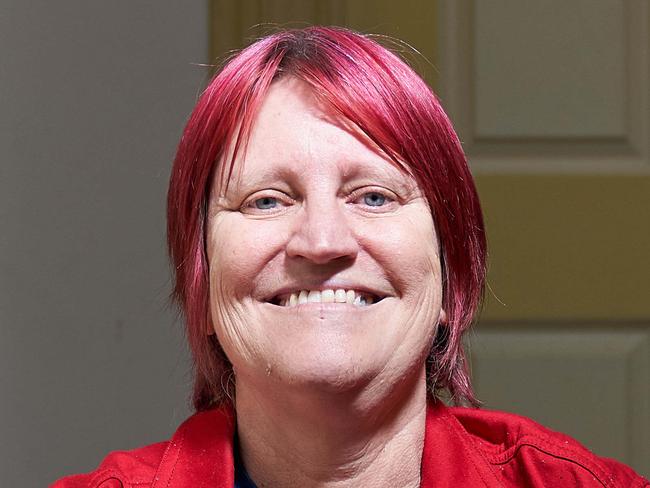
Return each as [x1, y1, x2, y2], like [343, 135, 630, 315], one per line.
[438, 0, 649, 173]
[471, 325, 650, 472]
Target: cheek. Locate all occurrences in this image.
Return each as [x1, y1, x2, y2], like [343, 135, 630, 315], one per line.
[206, 215, 288, 362]
[357, 211, 442, 295]
[207, 215, 287, 299]
[356, 211, 443, 344]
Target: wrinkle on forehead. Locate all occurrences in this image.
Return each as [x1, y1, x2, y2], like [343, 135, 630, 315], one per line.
[210, 76, 415, 202]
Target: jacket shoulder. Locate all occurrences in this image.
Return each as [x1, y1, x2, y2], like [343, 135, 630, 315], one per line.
[50, 441, 168, 488]
[447, 406, 649, 488]
[51, 407, 236, 488]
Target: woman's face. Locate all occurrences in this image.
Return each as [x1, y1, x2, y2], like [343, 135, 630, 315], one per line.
[206, 77, 444, 399]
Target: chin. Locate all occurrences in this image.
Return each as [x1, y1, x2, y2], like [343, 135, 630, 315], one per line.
[266, 352, 382, 394]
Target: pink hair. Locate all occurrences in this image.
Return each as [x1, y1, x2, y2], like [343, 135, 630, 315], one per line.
[167, 26, 487, 411]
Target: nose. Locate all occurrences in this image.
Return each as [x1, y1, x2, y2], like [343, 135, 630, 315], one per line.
[285, 197, 359, 265]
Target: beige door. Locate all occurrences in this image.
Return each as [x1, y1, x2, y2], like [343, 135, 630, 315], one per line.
[209, 0, 650, 476]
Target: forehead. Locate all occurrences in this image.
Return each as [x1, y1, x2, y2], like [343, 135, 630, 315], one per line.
[215, 77, 415, 196]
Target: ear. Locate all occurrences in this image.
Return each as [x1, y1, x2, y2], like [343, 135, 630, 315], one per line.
[439, 308, 448, 325]
[206, 311, 216, 336]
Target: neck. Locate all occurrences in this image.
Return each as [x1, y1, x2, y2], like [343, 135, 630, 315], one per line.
[235, 369, 427, 488]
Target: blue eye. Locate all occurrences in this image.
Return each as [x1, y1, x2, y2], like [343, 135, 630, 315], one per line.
[254, 197, 278, 209]
[363, 192, 386, 207]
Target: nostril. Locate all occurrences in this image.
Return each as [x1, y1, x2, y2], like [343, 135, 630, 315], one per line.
[285, 213, 360, 264]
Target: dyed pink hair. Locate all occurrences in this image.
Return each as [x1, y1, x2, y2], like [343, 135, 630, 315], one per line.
[167, 26, 487, 411]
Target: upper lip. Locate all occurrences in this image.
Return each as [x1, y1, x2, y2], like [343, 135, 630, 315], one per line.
[262, 281, 394, 302]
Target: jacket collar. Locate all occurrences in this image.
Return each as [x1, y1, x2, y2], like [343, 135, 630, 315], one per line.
[151, 406, 236, 488]
[151, 401, 496, 487]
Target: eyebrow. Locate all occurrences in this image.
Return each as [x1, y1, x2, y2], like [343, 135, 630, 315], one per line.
[339, 158, 419, 197]
[220, 156, 417, 202]
[220, 165, 294, 198]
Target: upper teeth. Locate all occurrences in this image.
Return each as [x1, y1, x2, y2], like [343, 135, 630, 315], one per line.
[277, 289, 375, 307]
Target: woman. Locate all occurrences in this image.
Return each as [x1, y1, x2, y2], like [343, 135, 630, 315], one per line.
[54, 26, 647, 488]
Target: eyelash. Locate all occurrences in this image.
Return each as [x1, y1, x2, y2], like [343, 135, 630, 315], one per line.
[241, 187, 397, 214]
[348, 187, 397, 211]
[241, 190, 292, 213]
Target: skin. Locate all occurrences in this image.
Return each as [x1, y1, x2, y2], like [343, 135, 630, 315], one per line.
[206, 77, 446, 488]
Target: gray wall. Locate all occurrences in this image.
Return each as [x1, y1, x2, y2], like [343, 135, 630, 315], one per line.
[0, 2, 206, 486]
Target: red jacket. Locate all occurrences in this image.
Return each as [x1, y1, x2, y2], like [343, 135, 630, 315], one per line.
[52, 402, 648, 487]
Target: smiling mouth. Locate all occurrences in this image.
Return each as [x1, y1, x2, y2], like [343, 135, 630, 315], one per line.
[268, 289, 385, 307]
